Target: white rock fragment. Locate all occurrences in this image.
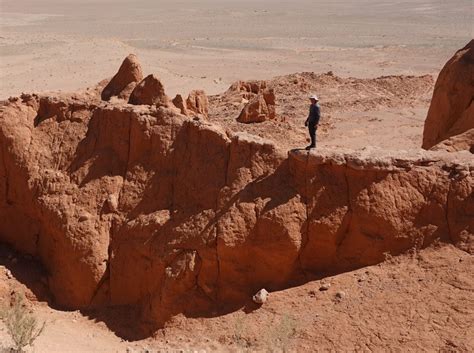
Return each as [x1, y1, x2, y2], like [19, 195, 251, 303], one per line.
[319, 283, 331, 291]
[253, 288, 269, 304]
[107, 193, 119, 212]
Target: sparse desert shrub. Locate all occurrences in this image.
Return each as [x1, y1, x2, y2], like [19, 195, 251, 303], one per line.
[0, 293, 45, 353]
[265, 314, 298, 352]
[230, 313, 298, 352]
[232, 316, 251, 349]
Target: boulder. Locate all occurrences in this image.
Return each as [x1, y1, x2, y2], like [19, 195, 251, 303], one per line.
[129, 74, 168, 107]
[186, 90, 209, 118]
[237, 89, 276, 123]
[422, 40, 474, 149]
[252, 289, 269, 304]
[101, 54, 143, 101]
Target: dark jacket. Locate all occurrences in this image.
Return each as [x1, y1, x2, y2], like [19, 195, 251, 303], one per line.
[307, 103, 320, 125]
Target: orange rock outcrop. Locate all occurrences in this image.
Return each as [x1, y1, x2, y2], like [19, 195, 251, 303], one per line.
[0, 53, 472, 335]
[422, 40, 474, 150]
[237, 89, 276, 123]
[129, 74, 169, 107]
[101, 54, 143, 101]
[186, 90, 209, 118]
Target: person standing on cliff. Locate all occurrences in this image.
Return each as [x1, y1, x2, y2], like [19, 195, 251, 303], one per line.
[304, 95, 320, 150]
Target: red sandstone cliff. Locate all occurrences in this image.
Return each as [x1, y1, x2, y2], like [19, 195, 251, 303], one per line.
[0, 52, 472, 334]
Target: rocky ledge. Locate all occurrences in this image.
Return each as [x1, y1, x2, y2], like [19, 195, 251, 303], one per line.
[0, 46, 472, 335]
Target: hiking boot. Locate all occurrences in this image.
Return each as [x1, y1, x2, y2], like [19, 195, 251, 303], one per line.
[305, 145, 315, 150]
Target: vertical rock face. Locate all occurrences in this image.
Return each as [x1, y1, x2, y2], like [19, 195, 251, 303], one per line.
[101, 54, 144, 101]
[2, 89, 473, 331]
[0, 94, 110, 308]
[422, 40, 474, 150]
[447, 173, 474, 253]
[0, 54, 473, 335]
[290, 149, 472, 272]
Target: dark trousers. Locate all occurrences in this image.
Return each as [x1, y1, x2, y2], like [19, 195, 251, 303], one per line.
[308, 123, 317, 147]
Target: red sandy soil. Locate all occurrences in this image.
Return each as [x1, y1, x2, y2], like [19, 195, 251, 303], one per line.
[208, 72, 433, 151]
[0, 243, 472, 352]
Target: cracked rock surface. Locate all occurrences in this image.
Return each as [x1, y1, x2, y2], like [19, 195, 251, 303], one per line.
[0, 50, 472, 334]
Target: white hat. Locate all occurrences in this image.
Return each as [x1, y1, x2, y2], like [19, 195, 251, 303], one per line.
[310, 95, 319, 101]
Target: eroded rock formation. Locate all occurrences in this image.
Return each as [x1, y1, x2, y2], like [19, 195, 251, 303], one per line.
[129, 74, 169, 107]
[101, 54, 143, 101]
[237, 89, 276, 123]
[1, 90, 473, 331]
[0, 53, 473, 335]
[172, 94, 188, 116]
[228, 80, 268, 96]
[170, 91, 209, 118]
[186, 90, 209, 118]
[422, 40, 474, 150]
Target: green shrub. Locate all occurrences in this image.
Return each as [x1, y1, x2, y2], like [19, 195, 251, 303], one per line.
[1, 293, 45, 353]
